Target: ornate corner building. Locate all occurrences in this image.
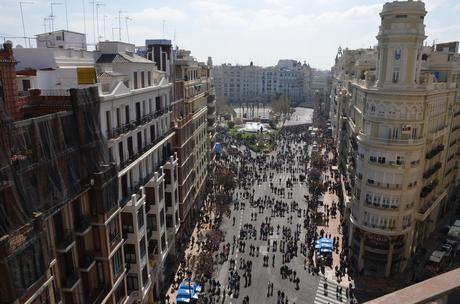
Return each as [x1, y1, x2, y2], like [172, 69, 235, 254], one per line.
[330, 1, 460, 277]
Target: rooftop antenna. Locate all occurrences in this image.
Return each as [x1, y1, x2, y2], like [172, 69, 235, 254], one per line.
[82, 0, 86, 37]
[103, 15, 107, 40]
[173, 28, 176, 47]
[42, 17, 49, 33]
[112, 27, 119, 41]
[89, 1, 96, 46]
[64, 0, 69, 30]
[19, 2, 34, 48]
[125, 16, 132, 43]
[50, 2, 62, 32]
[96, 2, 105, 41]
[117, 10, 126, 41]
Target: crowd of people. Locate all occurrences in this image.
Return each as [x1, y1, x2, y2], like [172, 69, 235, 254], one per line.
[167, 115, 358, 304]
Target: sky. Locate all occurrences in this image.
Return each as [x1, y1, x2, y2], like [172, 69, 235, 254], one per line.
[1, 0, 459, 70]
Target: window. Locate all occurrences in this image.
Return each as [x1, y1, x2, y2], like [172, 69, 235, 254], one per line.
[166, 214, 173, 228]
[148, 71, 152, 86]
[392, 70, 399, 83]
[122, 213, 134, 234]
[141, 71, 145, 88]
[378, 156, 386, 164]
[160, 233, 166, 251]
[125, 105, 130, 124]
[115, 281, 125, 304]
[97, 261, 104, 283]
[147, 214, 157, 231]
[165, 192, 172, 208]
[127, 274, 139, 292]
[22, 79, 31, 91]
[142, 266, 149, 287]
[112, 249, 123, 277]
[140, 237, 146, 258]
[370, 156, 377, 162]
[137, 208, 145, 230]
[109, 217, 120, 243]
[164, 169, 171, 185]
[394, 48, 401, 60]
[124, 244, 136, 263]
[160, 209, 165, 227]
[133, 72, 138, 89]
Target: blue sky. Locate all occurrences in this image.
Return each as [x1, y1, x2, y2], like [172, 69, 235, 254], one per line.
[1, 0, 459, 69]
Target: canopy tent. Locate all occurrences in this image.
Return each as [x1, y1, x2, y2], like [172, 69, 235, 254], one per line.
[315, 238, 334, 252]
[176, 279, 202, 303]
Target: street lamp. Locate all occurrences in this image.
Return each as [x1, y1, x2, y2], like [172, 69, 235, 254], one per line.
[19, 1, 34, 47]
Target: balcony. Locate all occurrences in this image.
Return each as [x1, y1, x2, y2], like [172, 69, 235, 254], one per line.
[425, 144, 444, 160]
[75, 215, 92, 235]
[416, 190, 447, 221]
[358, 132, 425, 146]
[423, 162, 442, 179]
[62, 273, 80, 291]
[79, 251, 96, 272]
[56, 229, 76, 253]
[364, 199, 399, 211]
[427, 125, 448, 140]
[420, 179, 439, 198]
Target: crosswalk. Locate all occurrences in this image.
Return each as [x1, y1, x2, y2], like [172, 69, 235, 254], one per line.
[314, 277, 349, 304]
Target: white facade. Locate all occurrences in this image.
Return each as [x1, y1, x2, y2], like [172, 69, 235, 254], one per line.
[96, 41, 179, 303]
[213, 59, 314, 104]
[330, 1, 460, 278]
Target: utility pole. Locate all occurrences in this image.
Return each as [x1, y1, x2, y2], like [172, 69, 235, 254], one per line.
[125, 16, 132, 43]
[112, 27, 119, 41]
[64, 0, 69, 30]
[117, 10, 123, 41]
[19, 2, 34, 47]
[103, 15, 107, 41]
[50, 2, 62, 32]
[96, 2, 105, 42]
[42, 17, 49, 33]
[89, 1, 96, 46]
[82, 0, 86, 36]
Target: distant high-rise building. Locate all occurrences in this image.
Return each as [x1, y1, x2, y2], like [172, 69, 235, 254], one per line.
[330, 0, 460, 278]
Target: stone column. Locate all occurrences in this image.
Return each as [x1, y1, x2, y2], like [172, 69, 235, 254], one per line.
[358, 235, 365, 272]
[385, 240, 394, 278]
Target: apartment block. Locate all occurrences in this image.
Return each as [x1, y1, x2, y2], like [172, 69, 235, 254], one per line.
[96, 40, 178, 303]
[171, 49, 212, 249]
[0, 40, 125, 304]
[213, 59, 313, 105]
[330, 1, 460, 277]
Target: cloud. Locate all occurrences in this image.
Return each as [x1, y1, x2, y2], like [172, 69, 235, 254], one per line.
[130, 7, 188, 22]
[193, 0, 248, 27]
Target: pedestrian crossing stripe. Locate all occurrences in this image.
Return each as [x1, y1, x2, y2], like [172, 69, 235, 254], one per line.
[314, 277, 349, 304]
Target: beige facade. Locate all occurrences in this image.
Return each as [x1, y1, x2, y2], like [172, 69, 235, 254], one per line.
[330, 0, 460, 277]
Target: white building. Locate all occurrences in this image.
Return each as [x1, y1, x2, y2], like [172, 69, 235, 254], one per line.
[95, 41, 179, 303]
[330, 1, 460, 278]
[213, 60, 314, 105]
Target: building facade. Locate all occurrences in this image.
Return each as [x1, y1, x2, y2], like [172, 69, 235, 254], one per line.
[95, 41, 178, 303]
[0, 40, 125, 304]
[213, 60, 313, 105]
[330, 1, 460, 277]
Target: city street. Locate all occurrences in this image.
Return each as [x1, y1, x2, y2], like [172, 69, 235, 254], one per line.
[201, 121, 353, 304]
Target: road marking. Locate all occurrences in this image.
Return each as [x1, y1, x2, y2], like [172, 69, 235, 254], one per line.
[314, 277, 350, 304]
